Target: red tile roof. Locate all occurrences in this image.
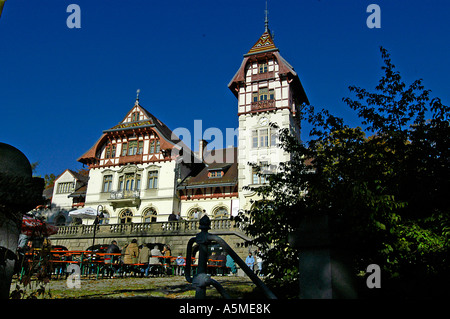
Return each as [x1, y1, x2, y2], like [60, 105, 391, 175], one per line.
[179, 147, 238, 188]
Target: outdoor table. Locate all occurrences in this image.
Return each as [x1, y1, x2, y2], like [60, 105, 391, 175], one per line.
[96, 253, 122, 278]
[206, 259, 229, 276]
[20, 250, 210, 281]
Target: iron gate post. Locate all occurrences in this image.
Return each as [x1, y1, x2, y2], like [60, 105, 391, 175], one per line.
[194, 215, 210, 298]
[184, 215, 277, 299]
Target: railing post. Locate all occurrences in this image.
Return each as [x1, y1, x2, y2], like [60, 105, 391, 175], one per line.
[184, 215, 277, 299]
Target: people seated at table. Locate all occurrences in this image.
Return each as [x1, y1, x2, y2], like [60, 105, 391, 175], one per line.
[104, 240, 121, 277]
[17, 236, 240, 280]
[175, 253, 185, 276]
[216, 252, 227, 275]
[123, 239, 139, 264]
[138, 243, 150, 264]
[138, 243, 151, 277]
[104, 240, 120, 264]
[208, 252, 217, 265]
[149, 244, 162, 265]
[145, 244, 161, 276]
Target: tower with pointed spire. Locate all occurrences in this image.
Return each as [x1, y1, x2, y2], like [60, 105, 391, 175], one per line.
[228, 6, 309, 210]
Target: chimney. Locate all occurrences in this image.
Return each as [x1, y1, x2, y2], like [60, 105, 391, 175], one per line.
[199, 139, 208, 161]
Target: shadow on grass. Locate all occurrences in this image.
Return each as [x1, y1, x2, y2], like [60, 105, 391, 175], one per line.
[70, 283, 196, 299]
[42, 276, 259, 299]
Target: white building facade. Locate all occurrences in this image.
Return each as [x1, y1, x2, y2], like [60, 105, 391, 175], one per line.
[78, 99, 189, 225]
[53, 22, 308, 226]
[38, 169, 88, 226]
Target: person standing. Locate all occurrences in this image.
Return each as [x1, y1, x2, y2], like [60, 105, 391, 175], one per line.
[245, 252, 255, 271]
[226, 253, 237, 276]
[168, 211, 177, 222]
[162, 244, 172, 274]
[162, 244, 171, 258]
[255, 248, 264, 277]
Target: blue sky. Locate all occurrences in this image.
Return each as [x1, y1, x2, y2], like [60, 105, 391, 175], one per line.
[1, 0, 449, 178]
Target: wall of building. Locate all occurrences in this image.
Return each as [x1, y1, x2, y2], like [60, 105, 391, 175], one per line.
[238, 108, 292, 211]
[83, 161, 179, 224]
[52, 170, 78, 210]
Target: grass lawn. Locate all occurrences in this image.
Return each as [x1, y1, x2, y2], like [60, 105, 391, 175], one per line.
[11, 276, 259, 299]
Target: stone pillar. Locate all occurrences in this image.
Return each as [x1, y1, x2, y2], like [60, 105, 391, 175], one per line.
[288, 214, 357, 299]
[0, 143, 44, 299]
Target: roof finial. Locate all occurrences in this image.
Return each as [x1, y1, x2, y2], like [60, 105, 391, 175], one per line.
[134, 89, 140, 106]
[264, 0, 269, 33]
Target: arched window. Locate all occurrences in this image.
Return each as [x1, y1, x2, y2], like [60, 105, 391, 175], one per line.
[187, 207, 203, 220]
[142, 207, 157, 223]
[212, 206, 229, 219]
[119, 209, 133, 224]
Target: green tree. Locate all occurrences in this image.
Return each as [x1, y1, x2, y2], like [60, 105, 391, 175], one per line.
[31, 162, 39, 175]
[30, 162, 56, 188]
[238, 47, 449, 298]
[44, 174, 56, 188]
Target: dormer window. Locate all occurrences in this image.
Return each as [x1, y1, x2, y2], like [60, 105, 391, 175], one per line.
[209, 171, 223, 178]
[207, 164, 231, 178]
[105, 144, 116, 159]
[121, 141, 143, 156]
[128, 141, 143, 156]
[149, 139, 160, 154]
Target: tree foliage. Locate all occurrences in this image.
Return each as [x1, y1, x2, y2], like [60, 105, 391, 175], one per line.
[237, 47, 449, 298]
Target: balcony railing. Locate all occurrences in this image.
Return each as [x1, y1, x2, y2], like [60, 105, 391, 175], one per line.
[251, 99, 275, 111]
[109, 190, 140, 200]
[53, 219, 241, 237]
